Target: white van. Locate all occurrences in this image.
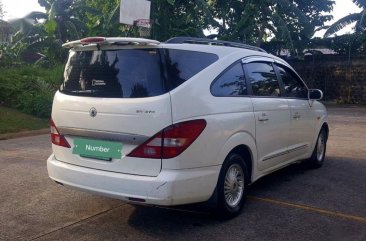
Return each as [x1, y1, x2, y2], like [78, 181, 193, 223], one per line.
[47, 37, 328, 218]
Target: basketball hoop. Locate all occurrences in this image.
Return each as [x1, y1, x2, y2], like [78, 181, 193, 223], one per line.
[134, 19, 152, 38]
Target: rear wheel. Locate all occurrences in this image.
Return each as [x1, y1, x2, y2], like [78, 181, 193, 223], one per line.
[307, 128, 327, 169]
[216, 153, 248, 219]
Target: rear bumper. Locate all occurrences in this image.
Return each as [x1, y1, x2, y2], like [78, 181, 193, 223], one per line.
[47, 154, 220, 206]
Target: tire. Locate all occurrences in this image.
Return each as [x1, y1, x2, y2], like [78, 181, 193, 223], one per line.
[307, 128, 327, 169]
[216, 153, 248, 219]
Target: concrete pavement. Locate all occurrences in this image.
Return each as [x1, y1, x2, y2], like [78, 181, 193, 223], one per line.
[1, 106, 365, 241]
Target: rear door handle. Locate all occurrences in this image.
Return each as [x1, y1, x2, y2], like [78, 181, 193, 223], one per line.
[258, 113, 269, 122]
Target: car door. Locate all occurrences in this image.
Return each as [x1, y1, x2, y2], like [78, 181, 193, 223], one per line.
[243, 58, 291, 171]
[274, 63, 316, 160]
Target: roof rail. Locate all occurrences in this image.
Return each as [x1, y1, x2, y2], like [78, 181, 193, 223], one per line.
[165, 37, 267, 53]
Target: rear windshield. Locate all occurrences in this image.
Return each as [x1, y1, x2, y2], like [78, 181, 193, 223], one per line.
[60, 48, 218, 98]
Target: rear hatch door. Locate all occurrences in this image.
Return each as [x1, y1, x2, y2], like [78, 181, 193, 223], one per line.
[52, 48, 171, 177]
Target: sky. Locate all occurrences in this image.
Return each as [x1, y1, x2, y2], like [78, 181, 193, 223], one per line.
[2, 0, 45, 20]
[1, 0, 362, 37]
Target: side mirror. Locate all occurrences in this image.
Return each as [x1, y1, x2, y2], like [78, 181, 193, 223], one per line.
[308, 89, 323, 101]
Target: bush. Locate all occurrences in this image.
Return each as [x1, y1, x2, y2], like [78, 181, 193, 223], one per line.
[0, 65, 64, 118]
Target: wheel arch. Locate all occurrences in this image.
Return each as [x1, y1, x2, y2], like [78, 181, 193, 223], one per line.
[310, 110, 329, 152]
[217, 132, 257, 183]
[207, 140, 256, 210]
[228, 145, 253, 184]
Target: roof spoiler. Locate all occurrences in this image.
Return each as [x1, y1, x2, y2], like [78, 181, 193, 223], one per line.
[62, 37, 160, 49]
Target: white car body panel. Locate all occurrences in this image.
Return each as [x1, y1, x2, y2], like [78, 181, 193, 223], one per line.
[251, 97, 291, 171]
[287, 99, 316, 160]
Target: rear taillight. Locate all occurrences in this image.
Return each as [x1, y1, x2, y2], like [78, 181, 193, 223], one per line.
[50, 119, 70, 148]
[127, 119, 207, 159]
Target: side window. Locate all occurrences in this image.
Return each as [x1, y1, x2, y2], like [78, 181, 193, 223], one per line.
[211, 62, 247, 96]
[276, 64, 308, 99]
[246, 62, 281, 97]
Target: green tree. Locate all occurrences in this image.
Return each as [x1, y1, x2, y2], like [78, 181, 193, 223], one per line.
[209, 0, 334, 48]
[9, 12, 47, 37]
[5, 12, 47, 63]
[38, 0, 96, 42]
[151, 0, 213, 41]
[85, 0, 124, 36]
[307, 33, 366, 55]
[84, 0, 213, 41]
[324, 0, 366, 37]
[7, 11, 68, 65]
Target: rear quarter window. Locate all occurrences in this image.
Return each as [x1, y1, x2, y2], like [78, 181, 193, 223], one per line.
[211, 62, 248, 97]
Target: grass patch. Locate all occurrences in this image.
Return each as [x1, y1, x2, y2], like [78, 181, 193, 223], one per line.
[0, 64, 64, 118]
[0, 106, 49, 134]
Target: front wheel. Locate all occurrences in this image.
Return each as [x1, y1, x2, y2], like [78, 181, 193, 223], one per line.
[216, 153, 248, 219]
[307, 129, 327, 169]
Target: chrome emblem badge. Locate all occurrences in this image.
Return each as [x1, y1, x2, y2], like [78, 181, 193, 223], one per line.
[89, 107, 97, 117]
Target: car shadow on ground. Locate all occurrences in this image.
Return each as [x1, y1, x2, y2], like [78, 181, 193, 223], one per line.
[249, 162, 309, 190]
[124, 154, 366, 240]
[125, 162, 313, 231]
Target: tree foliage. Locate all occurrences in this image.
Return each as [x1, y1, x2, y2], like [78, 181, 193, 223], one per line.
[209, 0, 334, 48]
[84, 0, 212, 40]
[308, 33, 366, 55]
[5, 11, 66, 66]
[38, 0, 98, 42]
[151, 0, 212, 41]
[3, 0, 337, 66]
[19, 0, 335, 45]
[325, 0, 366, 37]
[84, 0, 123, 36]
[9, 12, 47, 36]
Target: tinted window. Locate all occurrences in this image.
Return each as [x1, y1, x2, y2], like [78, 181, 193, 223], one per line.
[246, 62, 281, 97]
[276, 64, 308, 99]
[61, 49, 218, 98]
[211, 62, 247, 96]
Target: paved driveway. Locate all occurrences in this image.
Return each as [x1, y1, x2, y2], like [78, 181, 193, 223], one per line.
[1, 106, 365, 241]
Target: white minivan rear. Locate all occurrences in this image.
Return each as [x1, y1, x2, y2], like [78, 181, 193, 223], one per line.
[48, 38, 220, 205]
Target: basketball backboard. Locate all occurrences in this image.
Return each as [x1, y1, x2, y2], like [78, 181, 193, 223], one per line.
[120, 0, 151, 25]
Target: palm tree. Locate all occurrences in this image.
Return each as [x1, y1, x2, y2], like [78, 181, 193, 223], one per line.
[209, 0, 333, 48]
[86, 0, 122, 37]
[9, 12, 47, 37]
[38, 0, 99, 42]
[7, 10, 67, 64]
[324, 0, 366, 37]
